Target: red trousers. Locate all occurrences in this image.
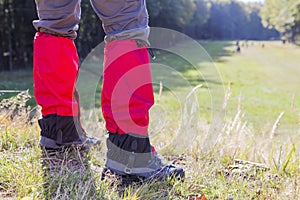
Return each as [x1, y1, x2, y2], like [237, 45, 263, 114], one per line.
[34, 33, 154, 136]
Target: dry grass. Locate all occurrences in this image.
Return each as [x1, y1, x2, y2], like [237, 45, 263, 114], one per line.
[0, 89, 300, 199]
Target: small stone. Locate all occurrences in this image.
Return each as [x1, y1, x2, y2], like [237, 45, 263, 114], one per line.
[228, 194, 234, 200]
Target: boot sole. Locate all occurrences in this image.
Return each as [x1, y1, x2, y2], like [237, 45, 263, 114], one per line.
[40, 136, 89, 150]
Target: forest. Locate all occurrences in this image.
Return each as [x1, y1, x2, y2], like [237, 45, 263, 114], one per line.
[0, 0, 299, 71]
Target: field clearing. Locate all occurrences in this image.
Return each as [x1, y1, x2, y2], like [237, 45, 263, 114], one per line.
[211, 41, 300, 136]
[1, 41, 300, 199]
[149, 40, 300, 141]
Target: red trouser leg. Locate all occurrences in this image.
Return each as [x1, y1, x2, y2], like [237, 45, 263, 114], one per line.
[33, 32, 79, 116]
[102, 40, 154, 136]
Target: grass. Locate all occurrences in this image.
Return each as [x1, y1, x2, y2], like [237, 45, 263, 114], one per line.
[211, 41, 300, 134]
[1, 41, 300, 199]
[0, 70, 35, 107]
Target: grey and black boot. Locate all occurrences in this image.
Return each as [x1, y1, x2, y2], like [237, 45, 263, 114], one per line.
[104, 133, 184, 181]
[38, 114, 100, 150]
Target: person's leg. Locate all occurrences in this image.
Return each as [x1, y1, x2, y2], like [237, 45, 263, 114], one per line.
[34, 33, 79, 117]
[90, 0, 184, 180]
[101, 40, 154, 136]
[102, 40, 184, 179]
[33, 0, 99, 149]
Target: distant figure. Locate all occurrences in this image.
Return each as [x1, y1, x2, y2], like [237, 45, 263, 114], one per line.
[236, 40, 241, 53]
[261, 43, 265, 48]
[245, 40, 249, 48]
[281, 36, 287, 44]
[236, 45, 241, 53]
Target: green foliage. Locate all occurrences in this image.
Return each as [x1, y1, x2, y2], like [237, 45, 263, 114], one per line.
[185, 0, 211, 38]
[147, 0, 196, 31]
[147, 0, 278, 40]
[206, 0, 278, 40]
[261, 0, 300, 42]
[0, 0, 37, 71]
[0, 0, 281, 71]
[76, 0, 105, 61]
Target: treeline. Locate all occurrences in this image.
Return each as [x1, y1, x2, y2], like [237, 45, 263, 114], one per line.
[147, 0, 279, 40]
[0, 0, 280, 71]
[0, 0, 36, 71]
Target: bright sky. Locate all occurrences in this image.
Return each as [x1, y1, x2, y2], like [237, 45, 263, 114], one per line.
[238, 0, 264, 3]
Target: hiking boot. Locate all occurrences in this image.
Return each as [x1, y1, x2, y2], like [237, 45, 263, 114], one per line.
[38, 114, 100, 150]
[105, 133, 184, 181]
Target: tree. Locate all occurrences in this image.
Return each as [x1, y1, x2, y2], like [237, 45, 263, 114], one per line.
[205, 0, 278, 40]
[0, 0, 282, 71]
[76, 0, 105, 61]
[186, 0, 211, 39]
[147, 0, 196, 31]
[206, 0, 249, 39]
[0, 0, 36, 71]
[261, 0, 300, 42]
